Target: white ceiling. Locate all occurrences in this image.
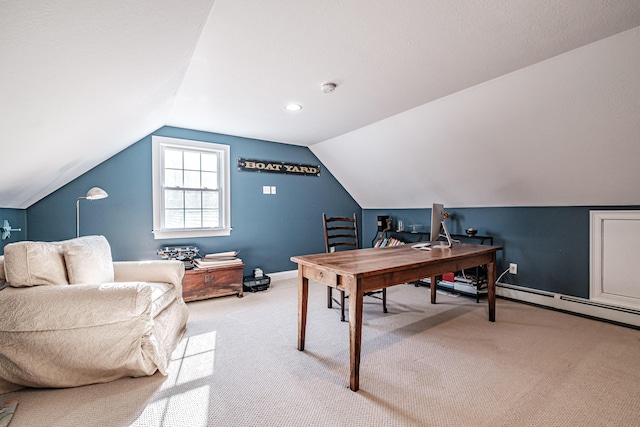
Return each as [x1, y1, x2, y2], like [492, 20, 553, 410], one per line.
[2, 1, 640, 209]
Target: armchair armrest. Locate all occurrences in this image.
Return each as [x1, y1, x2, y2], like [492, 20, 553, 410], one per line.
[113, 260, 185, 293]
[0, 282, 153, 331]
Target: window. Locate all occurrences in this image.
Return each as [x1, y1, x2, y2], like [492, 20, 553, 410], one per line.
[152, 136, 231, 239]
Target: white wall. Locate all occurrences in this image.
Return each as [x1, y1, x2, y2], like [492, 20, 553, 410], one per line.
[312, 26, 640, 209]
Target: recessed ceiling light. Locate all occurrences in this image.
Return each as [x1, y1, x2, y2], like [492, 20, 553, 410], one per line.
[285, 103, 302, 111]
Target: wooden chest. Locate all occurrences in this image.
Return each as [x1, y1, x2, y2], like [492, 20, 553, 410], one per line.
[182, 264, 245, 302]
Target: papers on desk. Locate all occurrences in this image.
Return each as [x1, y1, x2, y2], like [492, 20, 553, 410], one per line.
[411, 243, 431, 250]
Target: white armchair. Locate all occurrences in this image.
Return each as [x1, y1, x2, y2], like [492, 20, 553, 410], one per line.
[0, 236, 188, 393]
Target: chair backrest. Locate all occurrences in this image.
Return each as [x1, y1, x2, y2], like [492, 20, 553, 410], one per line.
[323, 213, 359, 253]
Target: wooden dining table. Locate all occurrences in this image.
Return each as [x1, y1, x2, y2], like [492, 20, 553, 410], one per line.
[291, 243, 502, 391]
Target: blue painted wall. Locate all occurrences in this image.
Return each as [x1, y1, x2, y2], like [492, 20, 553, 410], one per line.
[364, 206, 640, 299]
[0, 208, 27, 252]
[11, 126, 640, 300]
[25, 127, 361, 274]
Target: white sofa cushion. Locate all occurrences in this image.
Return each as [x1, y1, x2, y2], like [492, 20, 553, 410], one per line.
[3, 241, 68, 287]
[63, 235, 114, 284]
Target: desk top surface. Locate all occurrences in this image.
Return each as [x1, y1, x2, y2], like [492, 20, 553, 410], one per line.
[291, 243, 502, 277]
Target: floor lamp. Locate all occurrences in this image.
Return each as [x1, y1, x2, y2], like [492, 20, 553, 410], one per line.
[76, 187, 108, 237]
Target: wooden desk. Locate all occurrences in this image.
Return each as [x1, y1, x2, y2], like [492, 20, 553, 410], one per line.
[291, 243, 502, 391]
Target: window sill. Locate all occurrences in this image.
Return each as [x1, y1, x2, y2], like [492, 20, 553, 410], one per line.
[152, 228, 232, 240]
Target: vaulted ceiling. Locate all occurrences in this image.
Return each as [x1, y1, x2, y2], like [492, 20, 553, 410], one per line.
[2, 1, 640, 209]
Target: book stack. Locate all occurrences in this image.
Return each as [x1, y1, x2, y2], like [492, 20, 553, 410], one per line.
[374, 237, 405, 247]
[194, 251, 243, 268]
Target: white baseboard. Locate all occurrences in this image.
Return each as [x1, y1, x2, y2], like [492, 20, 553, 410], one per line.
[268, 271, 640, 328]
[497, 282, 640, 328]
[267, 270, 297, 281]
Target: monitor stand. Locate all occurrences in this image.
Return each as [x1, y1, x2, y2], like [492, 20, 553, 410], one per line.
[432, 220, 453, 249]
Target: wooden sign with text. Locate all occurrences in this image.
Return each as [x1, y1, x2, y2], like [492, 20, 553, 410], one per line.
[237, 158, 320, 176]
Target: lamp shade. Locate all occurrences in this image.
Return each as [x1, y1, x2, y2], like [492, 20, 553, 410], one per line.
[85, 187, 108, 200]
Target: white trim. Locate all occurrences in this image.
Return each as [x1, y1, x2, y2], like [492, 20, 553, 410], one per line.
[590, 210, 640, 310]
[497, 282, 640, 328]
[268, 267, 640, 327]
[152, 136, 231, 239]
[268, 270, 298, 281]
[152, 228, 231, 239]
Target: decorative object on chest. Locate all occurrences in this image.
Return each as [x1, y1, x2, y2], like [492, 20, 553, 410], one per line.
[157, 246, 200, 270]
[182, 263, 245, 302]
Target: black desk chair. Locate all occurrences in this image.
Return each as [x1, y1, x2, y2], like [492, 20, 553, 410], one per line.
[323, 213, 387, 321]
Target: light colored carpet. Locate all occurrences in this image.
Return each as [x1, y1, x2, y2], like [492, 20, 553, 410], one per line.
[3, 277, 640, 426]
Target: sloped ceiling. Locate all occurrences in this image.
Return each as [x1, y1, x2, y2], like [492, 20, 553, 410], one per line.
[2, 1, 640, 209]
[313, 26, 640, 208]
[0, 0, 216, 208]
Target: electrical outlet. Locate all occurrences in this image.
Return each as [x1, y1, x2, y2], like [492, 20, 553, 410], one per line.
[509, 263, 518, 274]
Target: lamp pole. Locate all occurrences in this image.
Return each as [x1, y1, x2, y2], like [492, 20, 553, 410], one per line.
[76, 197, 85, 238]
[75, 187, 108, 237]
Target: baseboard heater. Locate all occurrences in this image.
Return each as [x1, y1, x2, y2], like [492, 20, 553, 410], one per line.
[270, 271, 640, 328]
[497, 282, 640, 328]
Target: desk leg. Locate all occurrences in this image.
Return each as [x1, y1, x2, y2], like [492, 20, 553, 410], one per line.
[487, 261, 496, 322]
[297, 268, 308, 351]
[430, 276, 437, 304]
[348, 278, 363, 392]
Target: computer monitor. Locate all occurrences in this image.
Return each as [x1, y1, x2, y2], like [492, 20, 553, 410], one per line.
[430, 203, 452, 248]
[430, 203, 444, 242]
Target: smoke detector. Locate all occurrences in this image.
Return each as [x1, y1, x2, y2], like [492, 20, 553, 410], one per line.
[321, 82, 337, 93]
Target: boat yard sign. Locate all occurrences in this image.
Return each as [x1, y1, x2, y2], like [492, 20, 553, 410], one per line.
[237, 158, 321, 176]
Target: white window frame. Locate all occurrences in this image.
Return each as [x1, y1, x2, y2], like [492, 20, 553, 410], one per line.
[152, 136, 231, 239]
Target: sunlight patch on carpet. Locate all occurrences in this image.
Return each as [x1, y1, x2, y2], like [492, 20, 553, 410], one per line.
[131, 384, 210, 426]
